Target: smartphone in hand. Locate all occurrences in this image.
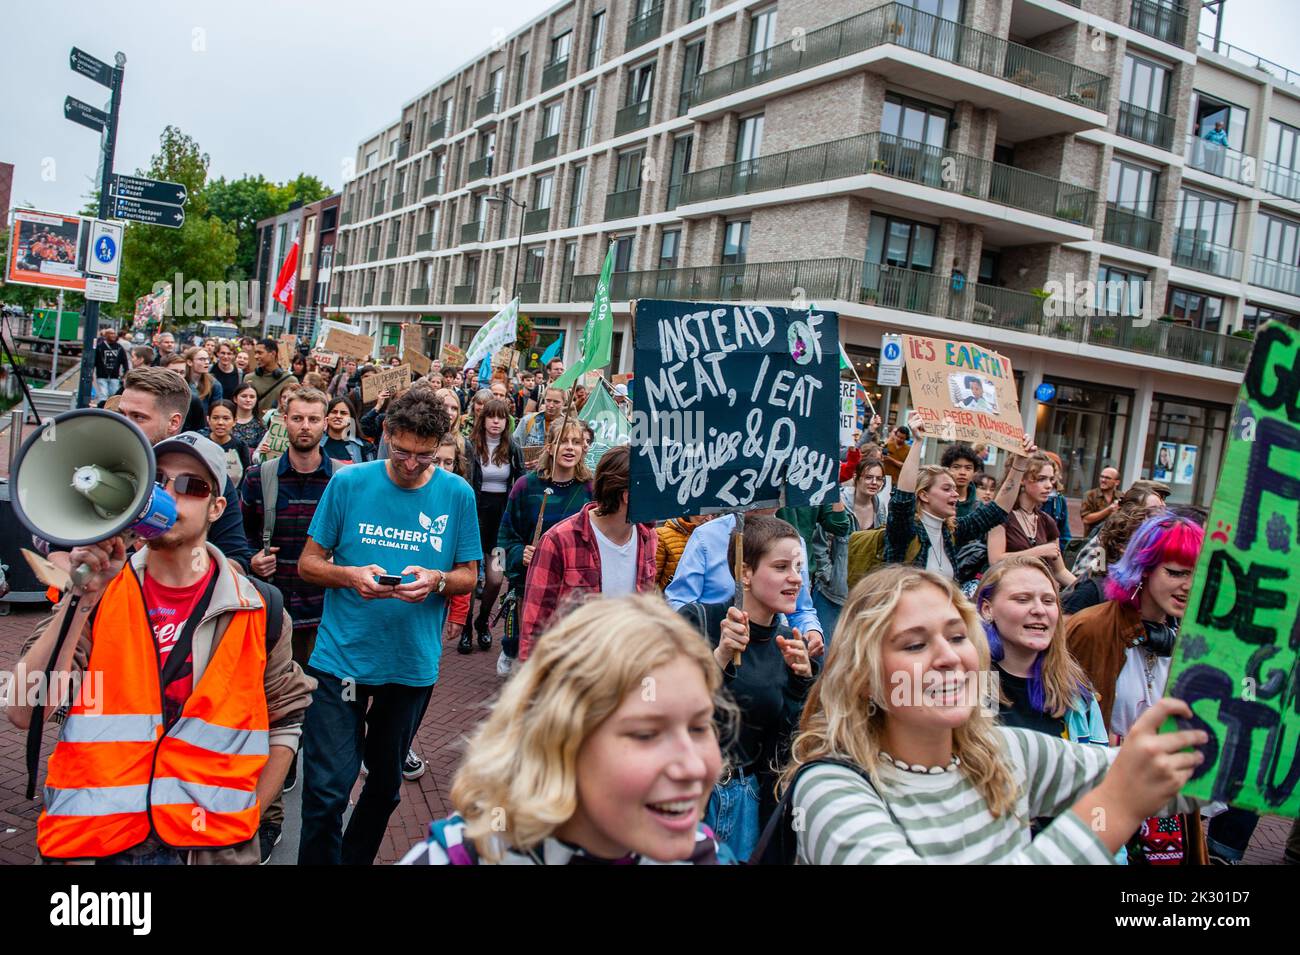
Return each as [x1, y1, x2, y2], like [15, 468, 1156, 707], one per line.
[375, 573, 403, 586]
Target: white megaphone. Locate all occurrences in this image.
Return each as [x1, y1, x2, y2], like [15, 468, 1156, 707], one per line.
[10, 409, 178, 588]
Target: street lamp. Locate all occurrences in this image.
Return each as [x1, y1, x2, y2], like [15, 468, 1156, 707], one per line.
[485, 190, 527, 301]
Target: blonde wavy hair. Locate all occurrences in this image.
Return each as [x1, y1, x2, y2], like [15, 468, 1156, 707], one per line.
[449, 593, 731, 862]
[779, 565, 1020, 818]
[914, 464, 957, 532]
[537, 416, 593, 482]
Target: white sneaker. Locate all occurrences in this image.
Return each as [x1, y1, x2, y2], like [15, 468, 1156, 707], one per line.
[496, 651, 512, 677]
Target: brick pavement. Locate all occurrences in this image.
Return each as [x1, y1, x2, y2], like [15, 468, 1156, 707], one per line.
[0, 602, 1289, 865]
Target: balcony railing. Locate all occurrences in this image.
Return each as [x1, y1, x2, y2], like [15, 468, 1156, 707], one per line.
[467, 155, 493, 182]
[523, 207, 552, 235]
[429, 118, 446, 142]
[366, 245, 380, 262]
[380, 290, 394, 306]
[604, 187, 642, 221]
[410, 287, 431, 305]
[334, 250, 346, 267]
[415, 231, 434, 252]
[329, 291, 342, 307]
[397, 140, 411, 161]
[541, 57, 570, 92]
[391, 191, 405, 210]
[1183, 134, 1254, 186]
[371, 199, 385, 217]
[340, 209, 353, 226]
[533, 134, 560, 164]
[1198, 33, 1300, 88]
[460, 220, 484, 244]
[1103, 204, 1162, 254]
[691, 4, 1108, 110]
[625, 4, 664, 53]
[1171, 232, 1243, 280]
[1251, 255, 1300, 296]
[679, 131, 1096, 224]
[1261, 161, 1300, 202]
[1117, 101, 1175, 151]
[453, 284, 476, 304]
[516, 280, 542, 302]
[475, 90, 500, 121]
[385, 241, 399, 259]
[615, 99, 653, 136]
[362, 289, 375, 306]
[1129, 0, 1187, 47]
[567, 256, 1249, 371]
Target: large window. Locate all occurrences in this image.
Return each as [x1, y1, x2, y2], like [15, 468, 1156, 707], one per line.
[667, 134, 693, 208]
[1107, 158, 1160, 216]
[735, 115, 764, 163]
[881, 93, 952, 147]
[1095, 263, 1147, 317]
[612, 235, 635, 272]
[1120, 53, 1170, 113]
[1242, 302, 1299, 334]
[659, 229, 680, 270]
[1190, 91, 1247, 151]
[722, 221, 750, 264]
[627, 61, 655, 106]
[549, 31, 572, 66]
[680, 40, 705, 113]
[748, 7, 778, 54]
[1254, 212, 1300, 265]
[615, 149, 645, 192]
[1174, 188, 1235, 248]
[524, 246, 545, 283]
[541, 100, 564, 138]
[533, 173, 554, 211]
[866, 214, 937, 270]
[587, 11, 606, 69]
[1145, 396, 1229, 508]
[568, 165, 587, 227]
[515, 51, 529, 104]
[1265, 119, 1300, 173]
[578, 86, 597, 148]
[1165, 287, 1224, 332]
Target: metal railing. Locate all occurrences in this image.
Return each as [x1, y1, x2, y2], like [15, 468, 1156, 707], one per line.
[467, 155, 493, 181]
[334, 250, 346, 267]
[541, 57, 570, 92]
[460, 220, 484, 244]
[1183, 134, 1254, 186]
[362, 289, 375, 306]
[604, 187, 642, 220]
[475, 89, 500, 120]
[415, 231, 434, 252]
[366, 245, 380, 262]
[410, 287, 430, 305]
[423, 177, 439, 197]
[340, 209, 353, 226]
[615, 99, 653, 136]
[397, 140, 411, 161]
[1103, 203, 1162, 253]
[453, 284, 476, 304]
[1129, 0, 1187, 47]
[516, 280, 542, 302]
[692, 4, 1108, 109]
[1171, 231, 1243, 280]
[390, 192, 405, 210]
[1198, 33, 1300, 89]
[533, 134, 560, 164]
[380, 290, 394, 306]
[625, 4, 664, 52]
[371, 199, 385, 217]
[1251, 255, 1300, 296]
[679, 131, 1096, 224]
[429, 118, 446, 142]
[385, 241, 399, 259]
[523, 207, 551, 235]
[1261, 161, 1300, 202]
[1117, 101, 1175, 151]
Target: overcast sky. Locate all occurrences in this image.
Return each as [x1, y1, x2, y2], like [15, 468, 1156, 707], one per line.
[1, 0, 1296, 217]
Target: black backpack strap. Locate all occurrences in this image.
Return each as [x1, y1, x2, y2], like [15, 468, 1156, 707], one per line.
[248, 577, 285, 652]
[746, 757, 875, 865]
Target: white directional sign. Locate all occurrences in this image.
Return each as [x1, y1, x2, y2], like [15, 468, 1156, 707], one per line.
[878, 333, 904, 387]
[86, 219, 124, 278]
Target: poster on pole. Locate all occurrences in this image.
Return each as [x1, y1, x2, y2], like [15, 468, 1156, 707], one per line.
[323, 327, 374, 361]
[1164, 321, 1300, 817]
[628, 299, 840, 524]
[5, 209, 87, 291]
[839, 379, 856, 448]
[902, 334, 1024, 453]
[361, 364, 412, 403]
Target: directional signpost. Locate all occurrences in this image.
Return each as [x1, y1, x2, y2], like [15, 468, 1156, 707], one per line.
[70, 46, 114, 88]
[64, 96, 107, 132]
[109, 174, 188, 206]
[110, 194, 186, 228]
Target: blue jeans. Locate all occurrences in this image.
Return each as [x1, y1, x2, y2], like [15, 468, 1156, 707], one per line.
[811, 587, 843, 655]
[96, 843, 184, 865]
[704, 771, 761, 862]
[298, 665, 433, 865]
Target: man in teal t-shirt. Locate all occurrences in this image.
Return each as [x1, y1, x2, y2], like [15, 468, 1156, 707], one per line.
[297, 388, 481, 865]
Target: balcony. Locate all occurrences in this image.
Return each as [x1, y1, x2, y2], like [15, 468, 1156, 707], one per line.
[678, 132, 1096, 229]
[533, 134, 560, 164]
[604, 187, 642, 221]
[397, 140, 411, 162]
[1198, 33, 1300, 88]
[625, 4, 664, 53]
[334, 250, 346, 267]
[371, 199, 385, 217]
[385, 241, 399, 259]
[523, 207, 552, 235]
[467, 155, 494, 182]
[1103, 204, 1162, 254]
[614, 99, 653, 136]
[541, 57, 570, 93]
[380, 290, 394, 306]
[366, 245, 380, 262]
[422, 176, 440, 198]
[429, 118, 446, 143]
[1183, 134, 1254, 187]
[329, 291, 342, 307]
[362, 289, 375, 306]
[453, 284, 476, 304]
[1129, 0, 1187, 46]
[1261, 161, 1300, 202]
[1117, 101, 1175, 151]
[690, 4, 1108, 139]
[340, 209, 353, 226]
[475, 90, 500, 121]
[1250, 255, 1300, 296]
[415, 231, 434, 252]
[390, 191, 405, 211]
[517, 280, 542, 302]
[460, 220, 485, 244]
[411, 287, 431, 305]
[1171, 232, 1243, 280]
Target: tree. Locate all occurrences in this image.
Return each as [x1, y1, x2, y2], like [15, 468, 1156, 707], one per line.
[204, 173, 331, 281]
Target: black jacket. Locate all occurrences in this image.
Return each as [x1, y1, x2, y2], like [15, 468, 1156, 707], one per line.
[467, 437, 526, 496]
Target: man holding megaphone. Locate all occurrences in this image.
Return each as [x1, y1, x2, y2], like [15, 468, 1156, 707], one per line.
[8, 432, 317, 865]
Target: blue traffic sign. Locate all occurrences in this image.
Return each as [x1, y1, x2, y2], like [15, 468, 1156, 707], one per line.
[883, 341, 901, 361]
[94, 235, 117, 263]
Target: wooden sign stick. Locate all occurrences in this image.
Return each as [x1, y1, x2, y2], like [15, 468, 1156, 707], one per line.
[731, 511, 746, 668]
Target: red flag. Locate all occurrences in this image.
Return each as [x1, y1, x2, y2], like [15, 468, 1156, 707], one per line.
[272, 239, 300, 313]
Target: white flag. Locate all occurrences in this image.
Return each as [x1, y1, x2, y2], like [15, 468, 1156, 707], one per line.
[463, 297, 519, 368]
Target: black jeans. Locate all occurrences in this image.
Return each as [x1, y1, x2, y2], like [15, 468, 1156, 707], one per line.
[297, 665, 433, 865]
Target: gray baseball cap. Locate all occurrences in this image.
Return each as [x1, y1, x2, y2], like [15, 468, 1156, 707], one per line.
[153, 431, 226, 491]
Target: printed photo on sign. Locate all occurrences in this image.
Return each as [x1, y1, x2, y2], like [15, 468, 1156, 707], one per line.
[1153, 441, 1177, 482]
[948, 373, 1000, 415]
[902, 335, 1024, 453]
[6, 210, 87, 291]
[1175, 444, 1197, 485]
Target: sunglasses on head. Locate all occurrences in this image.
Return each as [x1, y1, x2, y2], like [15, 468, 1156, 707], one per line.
[156, 470, 214, 499]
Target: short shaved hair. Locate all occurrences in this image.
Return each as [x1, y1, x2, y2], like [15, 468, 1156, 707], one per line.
[123, 366, 191, 420]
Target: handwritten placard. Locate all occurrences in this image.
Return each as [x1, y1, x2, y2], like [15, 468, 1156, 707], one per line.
[361, 364, 412, 403]
[260, 416, 289, 461]
[902, 334, 1024, 453]
[324, 328, 375, 361]
[440, 342, 466, 368]
[277, 334, 297, 369]
[404, 347, 432, 375]
[1164, 321, 1300, 817]
[628, 299, 839, 524]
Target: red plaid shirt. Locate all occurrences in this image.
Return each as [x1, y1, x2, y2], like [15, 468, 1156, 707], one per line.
[520, 503, 658, 659]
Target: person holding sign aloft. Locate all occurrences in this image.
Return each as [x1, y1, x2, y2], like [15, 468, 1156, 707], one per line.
[679, 515, 814, 861]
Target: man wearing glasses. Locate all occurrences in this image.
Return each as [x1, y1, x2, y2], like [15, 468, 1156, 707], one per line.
[296, 388, 481, 865]
[11, 432, 316, 865]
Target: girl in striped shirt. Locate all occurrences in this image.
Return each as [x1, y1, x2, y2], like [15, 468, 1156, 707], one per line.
[783, 566, 1205, 864]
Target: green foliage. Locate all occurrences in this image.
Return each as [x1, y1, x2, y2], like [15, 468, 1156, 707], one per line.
[515, 312, 534, 354]
[204, 173, 330, 281]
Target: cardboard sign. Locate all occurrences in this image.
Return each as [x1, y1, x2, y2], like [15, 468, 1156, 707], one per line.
[277, 334, 297, 369]
[324, 328, 375, 361]
[492, 345, 517, 370]
[902, 335, 1024, 453]
[629, 299, 840, 524]
[839, 379, 857, 448]
[260, 417, 289, 461]
[523, 444, 547, 470]
[362, 364, 413, 403]
[1163, 321, 1300, 817]
[440, 342, 466, 368]
[313, 350, 340, 369]
[404, 347, 432, 375]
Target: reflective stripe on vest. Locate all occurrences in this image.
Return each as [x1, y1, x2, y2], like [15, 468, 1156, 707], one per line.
[150, 777, 258, 813]
[59, 713, 162, 744]
[170, 717, 269, 758]
[43, 783, 148, 817]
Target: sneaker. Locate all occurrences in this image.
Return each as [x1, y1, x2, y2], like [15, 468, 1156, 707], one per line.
[403, 749, 426, 781]
[282, 759, 298, 794]
[258, 825, 282, 865]
[496, 650, 513, 677]
[359, 762, 368, 776]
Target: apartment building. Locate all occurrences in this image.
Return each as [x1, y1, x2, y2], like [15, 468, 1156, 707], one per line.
[329, 0, 1300, 509]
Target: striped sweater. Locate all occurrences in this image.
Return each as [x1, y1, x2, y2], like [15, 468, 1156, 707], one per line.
[793, 727, 1147, 864]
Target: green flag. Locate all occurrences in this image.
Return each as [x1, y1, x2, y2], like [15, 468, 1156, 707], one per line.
[555, 244, 615, 390]
[577, 379, 630, 472]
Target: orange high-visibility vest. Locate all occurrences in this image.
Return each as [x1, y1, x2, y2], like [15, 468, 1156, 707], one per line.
[37, 565, 269, 860]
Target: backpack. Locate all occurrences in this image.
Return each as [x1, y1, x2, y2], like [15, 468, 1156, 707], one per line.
[748, 757, 878, 865]
[846, 528, 919, 588]
[258, 455, 335, 551]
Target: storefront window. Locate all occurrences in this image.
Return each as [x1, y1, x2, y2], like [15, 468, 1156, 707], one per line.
[1034, 380, 1131, 498]
[1145, 396, 1228, 508]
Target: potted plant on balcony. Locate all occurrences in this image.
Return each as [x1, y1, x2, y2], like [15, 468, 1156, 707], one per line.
[1054, 205, 1085, 221]
[1012, 68, 1037, 87]
[1079, 86, 1099, 104]
[887, 19, 906, 39]
[1231, 328, 1255, 340]
[870, 157, 889, 173]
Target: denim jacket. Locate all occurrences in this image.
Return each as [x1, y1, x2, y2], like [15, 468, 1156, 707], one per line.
[812, 486, 863, 606]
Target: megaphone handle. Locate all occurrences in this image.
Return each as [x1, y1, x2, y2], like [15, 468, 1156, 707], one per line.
[69, 531, 139, 592]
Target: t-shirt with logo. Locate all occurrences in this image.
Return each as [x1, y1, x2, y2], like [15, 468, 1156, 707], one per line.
[307, 460, 482, 686]
[142, 562, 215, 725]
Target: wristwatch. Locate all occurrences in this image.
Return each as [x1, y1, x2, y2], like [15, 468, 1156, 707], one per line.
[434, 570, 446, 594]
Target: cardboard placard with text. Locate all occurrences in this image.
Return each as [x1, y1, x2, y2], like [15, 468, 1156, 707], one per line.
[440, 343, 466, 368]
[324, 328, 375, 361]
[313, 350, 340, 369]
[277, 334, 297, 369]
[362, 364, 413, 403]
[902, 335, 1024, 453]
[492, 345, 517, 370]
[404, 348, 432, 375]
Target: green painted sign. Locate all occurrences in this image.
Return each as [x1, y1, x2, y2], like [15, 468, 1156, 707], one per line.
[1165, 320, 1300, 817]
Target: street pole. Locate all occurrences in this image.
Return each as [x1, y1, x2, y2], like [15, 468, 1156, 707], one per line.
[76, 53, 125, 409]
[51, 289, 64, 388]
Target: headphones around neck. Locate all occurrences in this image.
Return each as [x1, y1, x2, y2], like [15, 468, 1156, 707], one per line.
[1138, 619, 1178, 657]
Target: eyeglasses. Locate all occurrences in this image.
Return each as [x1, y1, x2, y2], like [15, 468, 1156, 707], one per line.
[156, 470, 214, 499]
[389, 447, 436, 465]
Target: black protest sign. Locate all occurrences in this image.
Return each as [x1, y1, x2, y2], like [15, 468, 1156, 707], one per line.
[629, 299, 840, 524]
[1164, 321, 1300, 816]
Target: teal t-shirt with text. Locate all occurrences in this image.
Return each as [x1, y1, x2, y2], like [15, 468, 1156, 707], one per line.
[307, 461, 482, 685]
